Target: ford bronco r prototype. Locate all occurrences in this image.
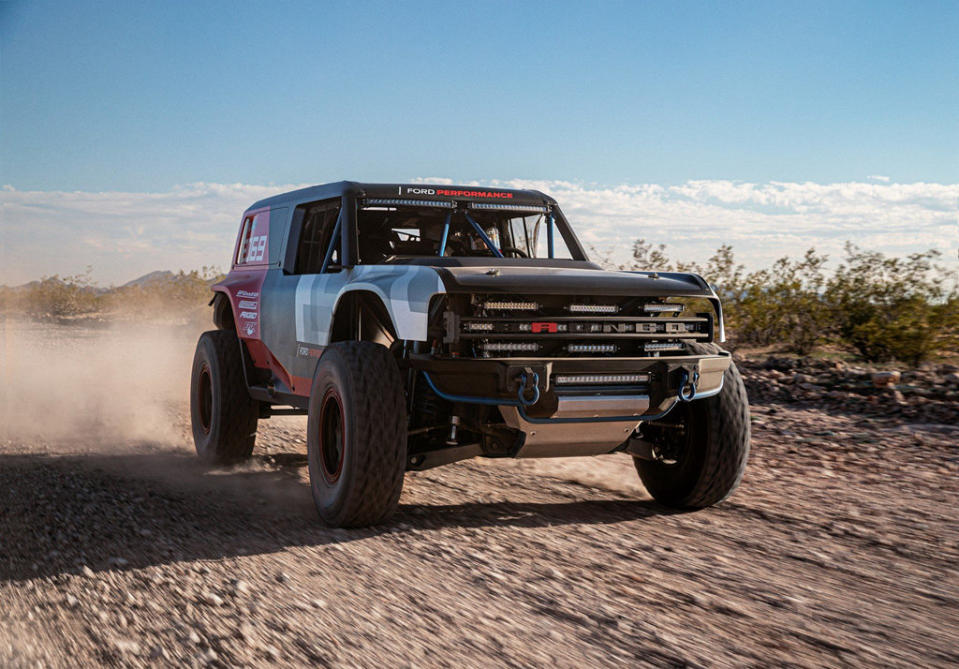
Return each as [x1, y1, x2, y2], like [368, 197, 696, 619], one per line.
[191, 182, 750, 527]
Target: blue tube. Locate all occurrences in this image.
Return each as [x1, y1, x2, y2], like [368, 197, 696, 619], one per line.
[463, 211, 504, 258]
[421, 371, 521, 407]
[320, 215, 342, 274]
[546, 212, 555, 258]
[438, 211, 451, 256]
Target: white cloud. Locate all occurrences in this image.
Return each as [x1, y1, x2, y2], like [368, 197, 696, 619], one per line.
[867, 175, 891, 183]
[1, 179, 956, 286]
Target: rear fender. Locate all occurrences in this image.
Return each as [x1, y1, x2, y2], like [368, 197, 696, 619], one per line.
[213, 270, 295, 392]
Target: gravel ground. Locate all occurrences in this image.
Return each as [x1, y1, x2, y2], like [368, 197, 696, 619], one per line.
[1, 394, 957, 667]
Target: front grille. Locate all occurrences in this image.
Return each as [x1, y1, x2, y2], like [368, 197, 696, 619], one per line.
[442, 294, 713, 358]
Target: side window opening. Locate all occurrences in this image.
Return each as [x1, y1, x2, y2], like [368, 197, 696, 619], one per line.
[236, 211, 269, 265]
[293, 201, 341, 274]
[236, 216, 254, 265]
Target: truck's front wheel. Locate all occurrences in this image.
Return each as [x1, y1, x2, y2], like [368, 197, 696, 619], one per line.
[307, 342, 407, 527]
[190, 330, 258, 463]
[634, 345, 750, 508]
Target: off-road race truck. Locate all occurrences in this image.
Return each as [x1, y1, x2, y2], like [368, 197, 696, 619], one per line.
[191, 182, 750, 527]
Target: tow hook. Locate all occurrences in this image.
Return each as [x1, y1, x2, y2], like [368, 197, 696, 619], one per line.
[516, 368, 541, 406]
[678, 368, 700, 402]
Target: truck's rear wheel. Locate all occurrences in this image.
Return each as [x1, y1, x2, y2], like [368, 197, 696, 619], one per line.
[307, 341, 407, 527]
[190, 330, 258, 463]
[634, 344, 750, 508]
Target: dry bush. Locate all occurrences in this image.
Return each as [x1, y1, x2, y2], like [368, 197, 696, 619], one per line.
[100, 268, 224, 323]
[1, 267, 223, 326]
[596, 239, 958, 363]
[825, 244, 956, 365]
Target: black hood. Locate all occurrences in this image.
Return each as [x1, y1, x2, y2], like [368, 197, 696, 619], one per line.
[430, 263, 713, 298]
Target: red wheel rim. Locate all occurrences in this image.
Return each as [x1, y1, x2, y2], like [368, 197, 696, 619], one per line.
[198, 363, 213, 434]
[318, 389, 345, 483]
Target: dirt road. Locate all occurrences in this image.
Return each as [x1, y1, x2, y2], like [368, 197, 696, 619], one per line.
[1, 396, 957, 667]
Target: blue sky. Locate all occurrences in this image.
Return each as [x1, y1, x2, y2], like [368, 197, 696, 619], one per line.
[1, 1, 956, 284]
[2, 0, 957, 191]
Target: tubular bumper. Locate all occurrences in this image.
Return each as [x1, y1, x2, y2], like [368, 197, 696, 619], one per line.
[410, 353, 730, 419]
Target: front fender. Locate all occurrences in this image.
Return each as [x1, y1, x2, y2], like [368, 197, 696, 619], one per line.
[293, 266, 446, 346]
[336, 266, 445, 342]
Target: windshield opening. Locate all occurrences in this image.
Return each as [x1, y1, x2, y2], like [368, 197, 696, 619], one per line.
[356, 204, 574, 264]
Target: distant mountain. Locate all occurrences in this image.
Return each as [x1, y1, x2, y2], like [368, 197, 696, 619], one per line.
[120, 270, 175, 289]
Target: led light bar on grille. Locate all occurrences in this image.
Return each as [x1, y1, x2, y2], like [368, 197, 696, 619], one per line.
[567, 343, 618, 353]
[643, 303, 686, 313]
[568, 304, 618, 313]
[482, 300, 539, 310]
[554, 373, 650, 385]
[645, 342, 686, 351]
[363, 198, 455, 208]
[470, 203, 548, 213]
[465, 321, 495, 331]
[480, 342, 540, 352]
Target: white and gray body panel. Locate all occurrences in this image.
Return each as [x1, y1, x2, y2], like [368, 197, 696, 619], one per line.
[258, 265, 445, 382]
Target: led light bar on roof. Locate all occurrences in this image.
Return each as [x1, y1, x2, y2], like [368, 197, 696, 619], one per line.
[643, 303, 686, 313]
[554, 373, 649, 385]
[480, 342, 540, 352]
[483, 300, 539, 310]
[645, 342, 685, 351]
[470, 202, 548, 213]
[363, 198, 454, 208]
[568, 304, 618, 313]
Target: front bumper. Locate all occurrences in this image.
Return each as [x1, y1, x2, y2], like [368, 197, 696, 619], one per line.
[409, 353, 730, 418]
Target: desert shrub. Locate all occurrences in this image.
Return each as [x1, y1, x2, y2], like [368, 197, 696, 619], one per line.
[1, 267, 224, 325]
[825, 244, 955, 365]
[736, 249, 830, 355]
[101, 267, 223, 320]
[596, 239, 957, 362]
[20, 269, 102, 321]
[615, 241, 829, 354]
[0, 285, 15, 313]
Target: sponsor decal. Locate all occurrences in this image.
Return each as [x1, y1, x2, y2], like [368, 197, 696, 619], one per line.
[238, 300, 258, 310]
[237, 290, 259, 298]
[239, 311, 258, 320]
[401, 186, 513, 199]
[297, 344, 323, 358]
[244, 323, 256, 336]
[435, 189, 513, 199]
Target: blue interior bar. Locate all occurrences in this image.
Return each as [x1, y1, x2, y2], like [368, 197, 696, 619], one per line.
[320, 213, 342, 273]
[438, 211, 452, 256]
[463, 211, 504, 258]
[546, 212, 555, 258]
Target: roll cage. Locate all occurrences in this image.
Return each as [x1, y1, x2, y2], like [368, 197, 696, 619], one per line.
[272, 186, 590, 275]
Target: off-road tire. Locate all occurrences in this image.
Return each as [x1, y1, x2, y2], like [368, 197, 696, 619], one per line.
[190, 330, 258, 463]
[307, 341, 407, 527]
[635, 342, 750, 508]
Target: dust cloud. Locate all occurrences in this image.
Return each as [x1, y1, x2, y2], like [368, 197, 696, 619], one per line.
[0, 319, 203, 447]
[0, 317, 647, 498]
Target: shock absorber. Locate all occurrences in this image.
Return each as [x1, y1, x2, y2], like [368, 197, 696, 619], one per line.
[446, 415, 460, 445]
